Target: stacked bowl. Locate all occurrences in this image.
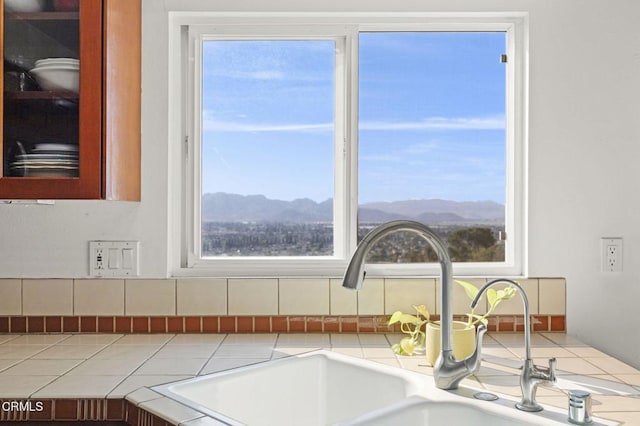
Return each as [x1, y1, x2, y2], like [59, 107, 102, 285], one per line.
[9, 143, 79, 177]
[30, 58, 79, 93]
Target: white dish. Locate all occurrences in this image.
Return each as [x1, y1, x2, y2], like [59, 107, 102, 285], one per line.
[15, 154, 78, 161]
[32, 143, 79, 152]
[34, 58, 79, 68]
[4, 0, 46, 13]
[33, 63, 79, 71]
[11, 160, 79, 166]
[30, 66, 79, 93]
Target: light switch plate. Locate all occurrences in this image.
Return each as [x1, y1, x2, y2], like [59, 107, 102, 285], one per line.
[89, 241, 139, 277]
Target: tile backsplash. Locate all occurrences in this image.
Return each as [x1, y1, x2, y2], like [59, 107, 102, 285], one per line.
[0, 277, 565, 334]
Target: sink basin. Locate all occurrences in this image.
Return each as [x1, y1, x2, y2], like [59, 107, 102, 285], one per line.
[153, 350, 427, 426]
[348, 397, 537, 426]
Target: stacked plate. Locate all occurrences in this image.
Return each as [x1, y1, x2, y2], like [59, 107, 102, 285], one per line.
[30, 58, 80, 93]
[9, 143, 79, 177]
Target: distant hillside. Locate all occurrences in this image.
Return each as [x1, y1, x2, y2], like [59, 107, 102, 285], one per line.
[361, 199, 504, 222]
[202, 193, 504, 224]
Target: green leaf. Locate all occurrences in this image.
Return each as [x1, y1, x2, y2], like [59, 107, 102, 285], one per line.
[487, 288, 498, 307]
[455, 279, 479, 301]
[388, 311, 404, 325]
[412, 304, 430, 320]
[399, 337, 416, 355]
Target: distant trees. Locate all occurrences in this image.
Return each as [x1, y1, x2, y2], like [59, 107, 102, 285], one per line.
[362, 226, 504, 263]
[202, 222, 504, 262]
[447, 227, 504, 262]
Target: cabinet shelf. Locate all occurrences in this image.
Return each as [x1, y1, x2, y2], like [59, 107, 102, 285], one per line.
[4, 91, 79, 101]
[5, 11, 78, 21]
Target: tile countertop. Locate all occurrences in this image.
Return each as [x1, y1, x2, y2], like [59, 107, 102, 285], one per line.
[0, 333, 638, 424]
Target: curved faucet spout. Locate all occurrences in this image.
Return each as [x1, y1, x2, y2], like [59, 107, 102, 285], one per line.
[471, 278, 531, 359]
[342, 220, 483, 390]
[471, 278, 557, 412]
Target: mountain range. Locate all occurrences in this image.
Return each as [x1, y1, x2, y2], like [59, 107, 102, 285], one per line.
[202, 192, 504, 224]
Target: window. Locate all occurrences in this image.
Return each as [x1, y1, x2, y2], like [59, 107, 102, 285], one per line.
[358, 31, 507, 264]
[172, 16, 526, 277]
[200, 40, 337, 257]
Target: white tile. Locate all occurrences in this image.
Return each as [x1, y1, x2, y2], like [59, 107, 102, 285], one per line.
[0, 279, 21, 315]
[167, 334, 225, 345]
[329, 334, 360, 347]
[109, 375, 193, 398]
[152, 344, 220, 359]
[177, 278, 227, 315]
[31, 344, 107, 360]
[115, 334, 175, 345]
[74, 279, 125, 315]
[0, 359, 81, 376]
[59, 334, 124, 345]
[0, 345, 50, 359]
[90, 345, 161, 360]
[490, 279, 539, 315]
[66, 358, 145, 376]
[228, 279, 278, 315]
[222, 334, 277, 346]
[0, 359, 21, 372]
[212, 345, 274, 359]
[125, 387, 164, 405]
[385, 278, 436, 315]
[330, 278, 357, 315]
[134, 358, 208, 375]
[5, 335, 70, 345]
[181, 416, 228, 426]
[436, 278, 488, 316]
[22, 279, 73, 315]
[276, 333, 329, 348]
[538, 278, 566, 315]
[279, 279, 329, 315]
[125, 279, 176, 316]
[200, 358, 270, 375]
[32, 375, 127, 398]
[357, 278, 384, 315]
[0, 375, 57, 398]
[585, 357, 640, 375]
[140, 397, 203, 425]
[358, 334, 390, 347]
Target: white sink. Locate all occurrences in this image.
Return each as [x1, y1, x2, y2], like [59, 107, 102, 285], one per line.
[348, 396, 537, 426]
[153, 350, 427, 426]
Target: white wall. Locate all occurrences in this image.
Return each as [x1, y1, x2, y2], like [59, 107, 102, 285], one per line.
[0, 0, 639, 368]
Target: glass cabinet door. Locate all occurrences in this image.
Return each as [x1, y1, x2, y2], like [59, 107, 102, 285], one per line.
[1, 0, 102, 199]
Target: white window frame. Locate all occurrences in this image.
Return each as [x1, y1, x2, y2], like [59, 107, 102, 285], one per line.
[168, 13, 528, 278]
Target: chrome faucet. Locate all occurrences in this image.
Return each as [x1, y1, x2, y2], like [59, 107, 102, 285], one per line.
[342, 220, 486, 390]
[471, 278, 557, 412]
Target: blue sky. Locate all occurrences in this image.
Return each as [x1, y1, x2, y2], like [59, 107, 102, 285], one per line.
[201, 32, 506, 204]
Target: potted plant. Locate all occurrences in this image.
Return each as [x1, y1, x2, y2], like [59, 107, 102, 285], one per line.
[388, 279, 517, 366]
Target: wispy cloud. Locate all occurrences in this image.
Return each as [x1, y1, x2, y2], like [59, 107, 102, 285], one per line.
[203, 115, 504, 133]
[360, 116, 505, 131]
[208, 70, 287, 81]
[203, 120, 333, 133]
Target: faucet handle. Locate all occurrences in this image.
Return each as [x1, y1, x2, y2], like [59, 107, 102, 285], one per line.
[467, 323, 487, 375]
[548, 357, 557, 384]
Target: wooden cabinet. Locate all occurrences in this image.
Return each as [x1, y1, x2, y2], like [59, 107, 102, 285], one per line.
[0, 0, 140, 200]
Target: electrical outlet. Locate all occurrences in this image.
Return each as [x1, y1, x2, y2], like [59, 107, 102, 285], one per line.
[601, 238, 623, 272]
[89, 241, 139, 276]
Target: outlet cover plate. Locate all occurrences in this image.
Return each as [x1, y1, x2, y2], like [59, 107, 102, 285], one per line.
[601, 237, 623, 273]
[89, 241, 139, 277]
